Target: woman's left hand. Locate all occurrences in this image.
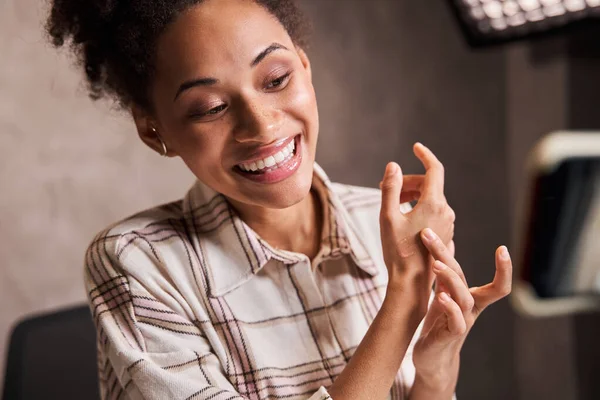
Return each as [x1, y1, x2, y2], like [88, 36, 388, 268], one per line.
[411, 227, 513, 394]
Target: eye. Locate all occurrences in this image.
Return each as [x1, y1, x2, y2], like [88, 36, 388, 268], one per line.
[188, 103, 227, 120]
[204, 104, 227, 116]
[265, 72, 291, 90]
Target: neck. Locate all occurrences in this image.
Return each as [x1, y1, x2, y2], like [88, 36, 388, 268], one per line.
[229, 189, 323, 260]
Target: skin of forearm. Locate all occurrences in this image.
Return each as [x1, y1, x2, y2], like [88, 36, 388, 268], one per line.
[327, 286, 426, 400]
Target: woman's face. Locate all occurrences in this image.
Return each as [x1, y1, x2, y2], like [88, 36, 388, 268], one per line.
[141, 0, 319, 210]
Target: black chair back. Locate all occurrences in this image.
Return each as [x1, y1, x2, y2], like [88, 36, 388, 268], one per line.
[2, 305, 100, 400]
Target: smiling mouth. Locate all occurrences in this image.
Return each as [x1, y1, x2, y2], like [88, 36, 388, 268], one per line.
[235, 136, 298, 174]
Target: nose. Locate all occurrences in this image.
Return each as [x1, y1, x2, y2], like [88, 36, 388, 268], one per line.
[233, 97, 284, 144]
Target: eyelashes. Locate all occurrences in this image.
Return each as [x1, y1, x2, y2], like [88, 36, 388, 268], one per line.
[203, 104, 227, 116]
[265, 71, 291, 90]
[187, 71, 293, 120]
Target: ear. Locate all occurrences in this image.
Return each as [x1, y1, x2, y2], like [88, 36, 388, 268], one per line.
[131, 105, 172, 157]
[296, 46, 312, 82]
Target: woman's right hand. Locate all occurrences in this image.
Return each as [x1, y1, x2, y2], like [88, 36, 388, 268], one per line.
[379, 143, 455, 305]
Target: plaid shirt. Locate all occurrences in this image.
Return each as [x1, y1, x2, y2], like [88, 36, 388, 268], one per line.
[86, 163, 418, 400]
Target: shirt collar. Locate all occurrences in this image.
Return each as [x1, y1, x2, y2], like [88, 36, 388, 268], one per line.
[182, 163, 379, 297]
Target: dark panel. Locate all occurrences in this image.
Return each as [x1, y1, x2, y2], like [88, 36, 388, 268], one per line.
[298, 1, 513, 398]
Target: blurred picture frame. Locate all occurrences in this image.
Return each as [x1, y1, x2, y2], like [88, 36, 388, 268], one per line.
[511, 131, 600, 317]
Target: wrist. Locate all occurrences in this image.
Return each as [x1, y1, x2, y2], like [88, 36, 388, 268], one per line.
[386, 267, 431, 311]
[382, 285, 428, 327]
[410, 373, 455, 400]
[414, 356, 459, 394]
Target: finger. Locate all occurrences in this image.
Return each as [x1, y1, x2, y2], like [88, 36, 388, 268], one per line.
[401, 175, 425, 192]
[448, 240, 455, 258]
[421, 228, 467, 285]
[434, 274, 448, 293]
[422, 298, 444, 336]
[429, 254, 439, 290]
[433, 260, 474, 312]
[438, 292, 467, 336]
[413, 143, 445, 201]
[472, 246, 513, 314]
[379, 162, 404, 222]
[400, 191, 421, 204]
[423, 293, 444, 333]
[383, 175, 423, 203]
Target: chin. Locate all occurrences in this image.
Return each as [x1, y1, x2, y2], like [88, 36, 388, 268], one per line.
[238, 165, 314, 210]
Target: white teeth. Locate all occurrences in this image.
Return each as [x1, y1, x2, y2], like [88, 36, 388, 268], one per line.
[264, 156, 276, 167]
[238, 138, 297, 173]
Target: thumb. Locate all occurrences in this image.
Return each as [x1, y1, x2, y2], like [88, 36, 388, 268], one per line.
[380, 162, 403, 221]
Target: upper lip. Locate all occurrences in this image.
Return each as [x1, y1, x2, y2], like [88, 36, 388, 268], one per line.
[235, 135, 296, 165]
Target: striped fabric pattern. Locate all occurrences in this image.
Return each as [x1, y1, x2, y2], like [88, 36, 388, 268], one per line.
[85, 163, 417, 400]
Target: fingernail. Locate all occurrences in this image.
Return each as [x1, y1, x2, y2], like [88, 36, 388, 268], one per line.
[440, 292, 451, 302]
[500, 246, 510, 261]
[422, 228, 437, 241]
[385, 162, 398, 177]
[433, 260, 446, 271]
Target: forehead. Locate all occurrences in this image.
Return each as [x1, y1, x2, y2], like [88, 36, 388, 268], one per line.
[155, 0, 293, 78]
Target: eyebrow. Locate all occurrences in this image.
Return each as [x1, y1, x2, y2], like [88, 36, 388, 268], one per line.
[251, 42, 288, 67]
[174, 42, 288, 101]
[174, 77, 218, 101]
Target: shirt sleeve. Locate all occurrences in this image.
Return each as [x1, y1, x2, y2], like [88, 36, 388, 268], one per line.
[84, 234, 326, 400]
[306, 387, 331, 400]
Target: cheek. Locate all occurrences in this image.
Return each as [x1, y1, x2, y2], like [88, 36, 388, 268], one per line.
[175, 125, 228, 172]
[286, 78, 317, 121]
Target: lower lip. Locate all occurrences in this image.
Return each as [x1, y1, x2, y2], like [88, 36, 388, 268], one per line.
[234, 135, 303, 184]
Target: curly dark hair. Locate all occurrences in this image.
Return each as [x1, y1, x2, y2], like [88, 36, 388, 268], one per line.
[46, 0, 310, 111]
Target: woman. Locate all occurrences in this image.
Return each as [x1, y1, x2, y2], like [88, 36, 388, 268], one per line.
[46, 0, 512, 399]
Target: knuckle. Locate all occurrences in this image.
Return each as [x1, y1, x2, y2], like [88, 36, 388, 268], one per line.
[437, 162, 445, 175]
[463, 296, 475, 311]
[489, 283, 511, 300]
[428, 199, 446, 214]
[380, 181, 395, 191]
[447, 207, 456, 223]
[428, 157, 443, 172]
[435, 237, 447, 252]
[500, 283, 512, 297]
[379, 209, 395, 223]
[429, 234, 444, 249]
[456, 324, 467, 336]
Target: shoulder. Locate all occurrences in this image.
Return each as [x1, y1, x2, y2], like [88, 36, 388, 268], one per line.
[83, 200, 186, 280]
[83, 199, 206, 322]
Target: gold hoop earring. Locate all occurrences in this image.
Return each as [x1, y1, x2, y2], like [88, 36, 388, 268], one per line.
[151, 127, 168, 157]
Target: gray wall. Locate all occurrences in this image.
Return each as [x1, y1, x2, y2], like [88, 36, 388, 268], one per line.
[0, 0, 195, 392]
[2, 0, 517, 398]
